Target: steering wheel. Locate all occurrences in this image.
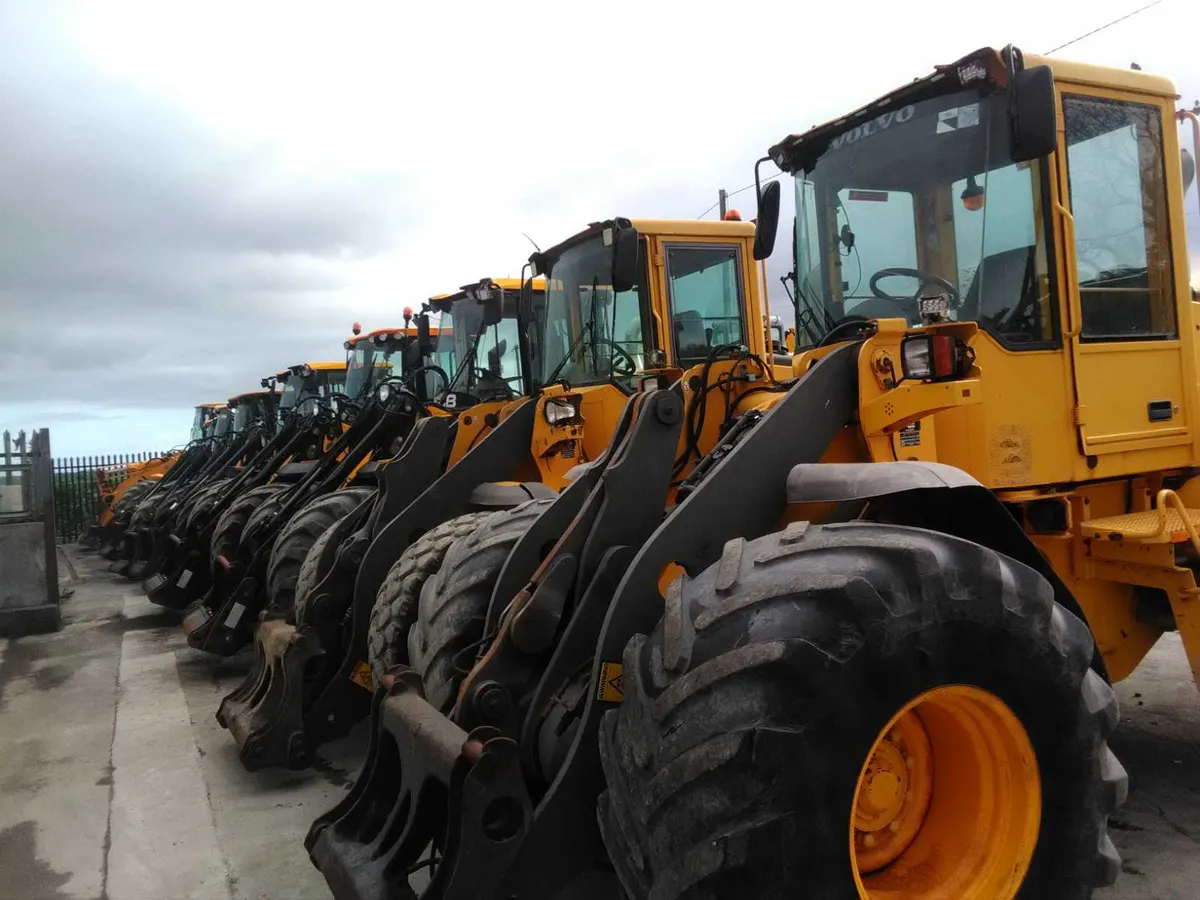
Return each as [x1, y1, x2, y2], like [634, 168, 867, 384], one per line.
[593, 338, 638, 377]
[869, 267, 959, 307]
[405, 364, 450, 396]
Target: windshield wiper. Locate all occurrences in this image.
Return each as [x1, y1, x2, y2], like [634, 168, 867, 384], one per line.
[446, 322, 488, 395]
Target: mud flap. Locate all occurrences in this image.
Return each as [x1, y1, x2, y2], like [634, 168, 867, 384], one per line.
[306, 669, 531, 900]
[216, 615, 325, 771]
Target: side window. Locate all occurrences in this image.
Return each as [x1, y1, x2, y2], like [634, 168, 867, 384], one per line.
[665, 244, 744, 366]
[1064, 96, 1176, 340]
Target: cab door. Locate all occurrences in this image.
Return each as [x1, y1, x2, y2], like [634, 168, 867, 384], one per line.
[648, 236, 760, 368]
[1058, 87, 1194, 464]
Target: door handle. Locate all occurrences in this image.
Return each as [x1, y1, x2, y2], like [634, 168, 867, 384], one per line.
[1148, 400, 1174, 422]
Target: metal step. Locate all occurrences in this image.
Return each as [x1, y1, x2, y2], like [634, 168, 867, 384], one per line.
[1082, 506, 1200, 543]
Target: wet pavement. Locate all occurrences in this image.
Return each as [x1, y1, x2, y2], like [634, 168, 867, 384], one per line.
[0, 545, 1196, 899]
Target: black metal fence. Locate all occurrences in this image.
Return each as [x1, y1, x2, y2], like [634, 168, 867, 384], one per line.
[50, 450, 167, 544]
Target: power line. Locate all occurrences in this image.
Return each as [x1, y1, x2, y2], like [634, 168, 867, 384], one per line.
[1045, 0, 1164, 55]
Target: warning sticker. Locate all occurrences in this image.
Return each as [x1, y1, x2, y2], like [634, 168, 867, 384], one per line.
[899, 421, 922, 448]
[989, 425, 1033, 486]
[350, 661, 375, 692]
[177, 568, 193, 589]
[597, 662, 624, 703]
[223, 602, 245, 629]
[937, 103, 980, 134]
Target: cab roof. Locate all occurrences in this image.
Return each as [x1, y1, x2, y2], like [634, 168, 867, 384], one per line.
[534, 218, 757, 275]
[430, 276, 546, 306]
[197, 401, 226, 410]
[768, 47, 1179, 173]
[228, 389, 273, 403]
[1028, 53, 1176, 97]
[629, 218, 756, 239]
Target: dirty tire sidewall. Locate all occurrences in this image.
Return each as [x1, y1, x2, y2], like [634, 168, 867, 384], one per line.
[208, 484, 290, 565]
[598, 522, 1127, 900]
[407, 499, 553, 712]
[293, 515, 349, 627]
[365, 511, 495, 687]
[266, 487, 376, 616]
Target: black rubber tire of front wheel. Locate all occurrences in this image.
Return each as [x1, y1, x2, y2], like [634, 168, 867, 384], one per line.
[266, 487, 376, 617]
[365, 512, 494, 688]
[598, 521, 1127, 900]
[209, 484, 289, 564]
[293, 513, 351, 627]
[405, 499, 553, 711]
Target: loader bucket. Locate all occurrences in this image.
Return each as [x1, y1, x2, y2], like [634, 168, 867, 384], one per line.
[216, 615, 325, 770]
[305, 669, 531, 900]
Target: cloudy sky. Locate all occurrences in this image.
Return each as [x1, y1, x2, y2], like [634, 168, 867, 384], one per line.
[1, 0, 1198, 455]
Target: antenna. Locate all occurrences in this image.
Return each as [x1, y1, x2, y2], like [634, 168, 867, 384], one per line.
[521, 233, 541, 253]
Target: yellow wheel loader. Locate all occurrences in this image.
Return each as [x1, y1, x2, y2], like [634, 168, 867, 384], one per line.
[303, 44, 1200, 900]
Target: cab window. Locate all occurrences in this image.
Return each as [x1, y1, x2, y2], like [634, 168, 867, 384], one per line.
[1064, 95, 1176, 340]
[665, 244, 745, 366]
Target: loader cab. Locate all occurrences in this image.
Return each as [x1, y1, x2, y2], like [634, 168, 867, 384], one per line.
[191, 403, 225, 442]
[427, 278, 535, 409]
[528, 217, 776, 464]
[769, 46, 1200, 486]
[228, 390, 278, 436]
[344, 320, 457, 403]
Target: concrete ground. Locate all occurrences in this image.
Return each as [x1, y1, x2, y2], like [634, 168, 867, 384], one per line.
[0, 547, 366, 900]
[0, 545, 1197, 900]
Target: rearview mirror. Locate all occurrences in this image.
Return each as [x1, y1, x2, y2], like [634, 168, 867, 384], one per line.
[612, 226, 639, 293]
[1183, 148, 1196, 195]
[753, 180, 781, 260]
[488, 339, 508, 375]
[1010, 65, 1057, 162]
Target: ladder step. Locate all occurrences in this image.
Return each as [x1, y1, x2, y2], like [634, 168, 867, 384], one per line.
[1081, 507, 1200, 543]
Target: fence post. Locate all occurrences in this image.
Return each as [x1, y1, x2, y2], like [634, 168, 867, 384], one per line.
[3, 430, 10, 487]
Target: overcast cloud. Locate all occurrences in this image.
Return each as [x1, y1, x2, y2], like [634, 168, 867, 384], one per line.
[1, 0, 1197, 455]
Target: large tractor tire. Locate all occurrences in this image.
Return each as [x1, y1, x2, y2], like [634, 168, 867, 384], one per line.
[182, 478, 235, 532]
[209, 484, 290, 564]
[112, 479, 157, 518]
[266, 487, 376, 617]
[599, 522, 1127, 900]
[404, 499, 553, 711]
[293, 514, 350, 626]
[364, 512, 494, 688]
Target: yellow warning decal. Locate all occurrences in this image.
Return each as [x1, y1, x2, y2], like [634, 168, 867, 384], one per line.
[597, 662, 624, 703]
[350, 661, 375, 692]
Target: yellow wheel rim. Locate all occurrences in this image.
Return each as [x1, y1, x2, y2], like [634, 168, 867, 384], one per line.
[850, 685, 1041, 899]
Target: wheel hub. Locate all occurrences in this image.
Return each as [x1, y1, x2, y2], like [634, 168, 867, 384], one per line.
[852, 713, 933, 871]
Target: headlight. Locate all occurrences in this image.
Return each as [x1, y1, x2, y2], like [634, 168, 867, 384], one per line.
[900, 334, 963, 382]
[376, 382, 393, 404]
[544, 398, 577, 425]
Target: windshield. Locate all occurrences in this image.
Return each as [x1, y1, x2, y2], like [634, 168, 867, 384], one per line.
[434, 296, 522, 397]
[213, 409, 232, 437]
[190, 408, 206, 441]
[535, 235, 642, 387]
[278, 378, 301, 411]
[345, 345, 397, 399]
[793, 86, 1055, 347]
